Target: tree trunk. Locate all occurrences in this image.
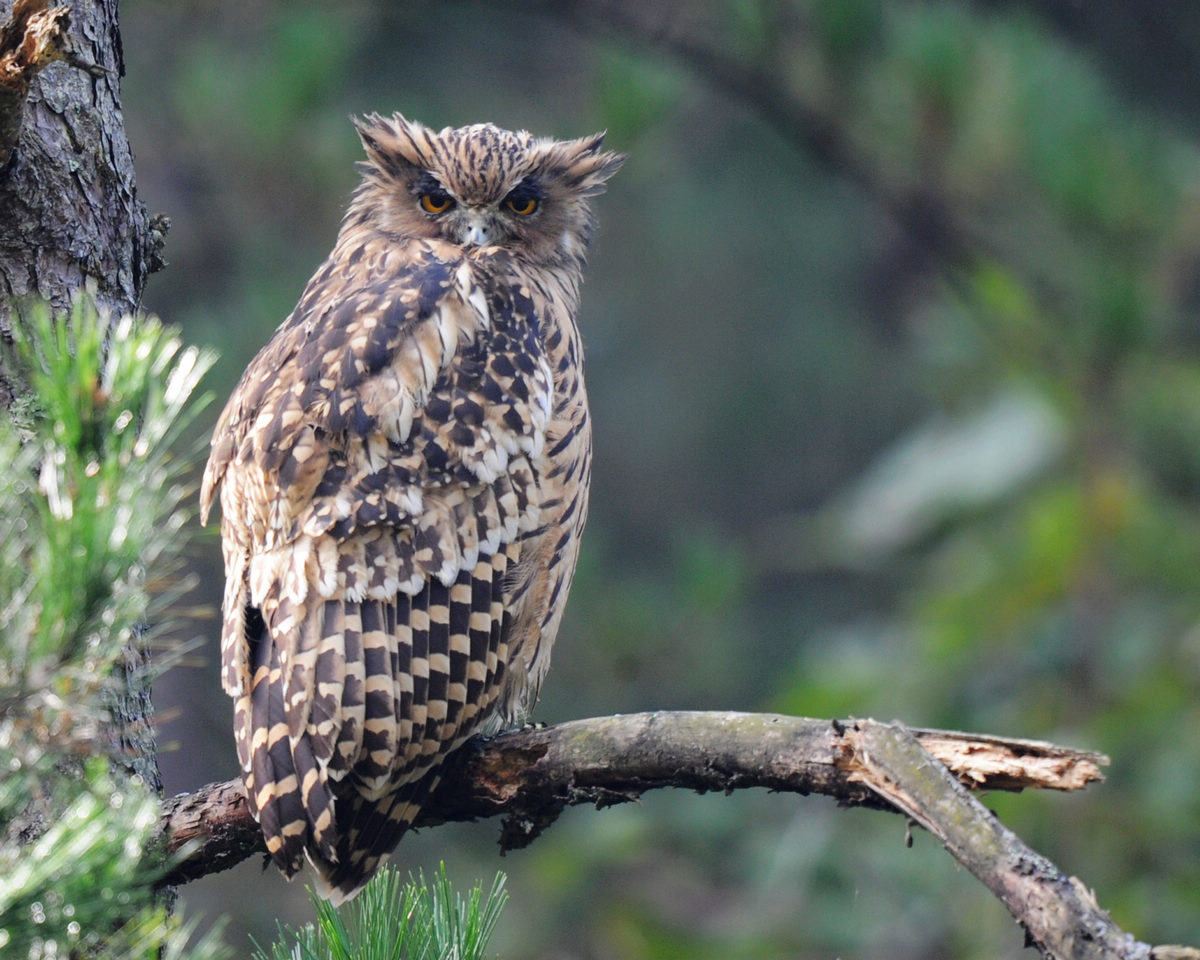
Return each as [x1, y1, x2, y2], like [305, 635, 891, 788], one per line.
[0, 0, 163, 790]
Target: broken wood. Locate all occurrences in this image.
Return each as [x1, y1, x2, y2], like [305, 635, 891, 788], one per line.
[840, 721, 1196, 960]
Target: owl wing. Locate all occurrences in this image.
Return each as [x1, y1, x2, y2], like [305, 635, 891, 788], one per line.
[201, 238, 553, 896]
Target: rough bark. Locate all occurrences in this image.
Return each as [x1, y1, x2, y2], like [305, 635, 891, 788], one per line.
[0, 0, 163, 394]
[0, 0, 70, 170]
[0, 0, 162, 789]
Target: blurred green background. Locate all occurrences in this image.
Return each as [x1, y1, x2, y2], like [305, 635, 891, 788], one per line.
[125, 1, 1200, 957]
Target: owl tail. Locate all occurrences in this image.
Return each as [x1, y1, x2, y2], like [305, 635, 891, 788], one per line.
[243, 609, 338, 878]
[307, 771, 442, 904]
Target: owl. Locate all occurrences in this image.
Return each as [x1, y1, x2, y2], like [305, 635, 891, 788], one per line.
[200, 112, 624, 902]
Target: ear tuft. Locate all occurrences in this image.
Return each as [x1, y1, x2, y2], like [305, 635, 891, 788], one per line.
[351, 112, 430, 178]
[557, 132, 627, 197]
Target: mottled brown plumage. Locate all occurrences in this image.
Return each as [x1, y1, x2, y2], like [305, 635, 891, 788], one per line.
[201, 112, 623, 902]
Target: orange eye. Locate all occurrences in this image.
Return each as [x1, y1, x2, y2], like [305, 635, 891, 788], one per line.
[505, 196, 539, 216]
[419, 192, 454, 214]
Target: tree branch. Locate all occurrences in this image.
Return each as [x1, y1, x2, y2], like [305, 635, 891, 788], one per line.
[160, 712, 1107, 882]
[842, 722, 1195, 960]
[152, 710, 1200, 959]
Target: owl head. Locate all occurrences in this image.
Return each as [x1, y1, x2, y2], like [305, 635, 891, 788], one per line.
[348, 112, 625, 267]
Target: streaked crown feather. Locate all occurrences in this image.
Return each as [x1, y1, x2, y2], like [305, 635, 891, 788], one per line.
[353, 112, 624, 205]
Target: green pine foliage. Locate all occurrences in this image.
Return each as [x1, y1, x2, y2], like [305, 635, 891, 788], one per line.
[253, 864, 508, 960]
[0, 301, 227, 959]
[0, 302, 504, 959]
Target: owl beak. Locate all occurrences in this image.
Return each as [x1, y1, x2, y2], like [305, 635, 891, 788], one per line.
[463, 213, 492, 247]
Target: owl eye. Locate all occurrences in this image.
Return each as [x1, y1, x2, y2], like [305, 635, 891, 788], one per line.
[419, 191, 455, 214]
[504, 195, 539, 216]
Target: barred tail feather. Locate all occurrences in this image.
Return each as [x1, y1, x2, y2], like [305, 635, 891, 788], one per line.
[244, 609, 338, 875]
[356, 598, 401, 796]
[308, 771, 442, 905]
[241, 545, 520, 896]
[331, 604, 367, 775]
[309, 600, 348, 765]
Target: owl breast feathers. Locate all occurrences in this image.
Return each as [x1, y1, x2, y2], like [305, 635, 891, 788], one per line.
[200, 112, 623, 902]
